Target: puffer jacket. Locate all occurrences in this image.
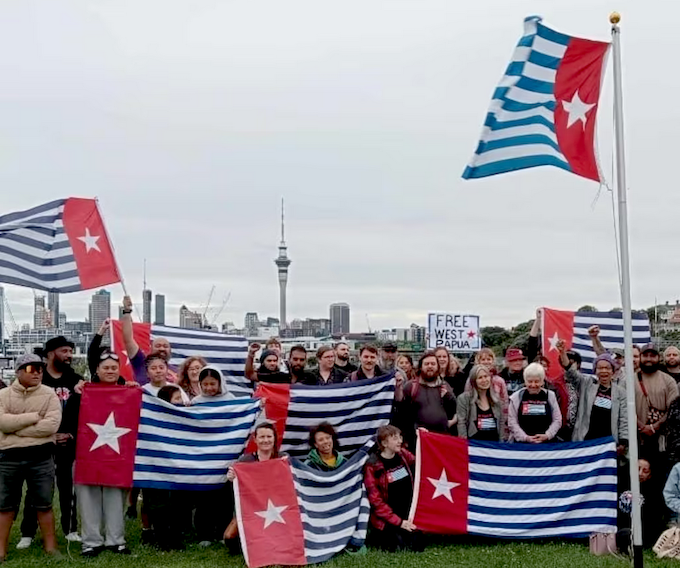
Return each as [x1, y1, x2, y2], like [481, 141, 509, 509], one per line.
[0, 380, 61, 450]
[364, 449, 415, 530]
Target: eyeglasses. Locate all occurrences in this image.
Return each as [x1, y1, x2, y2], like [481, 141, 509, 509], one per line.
[21, 364, 43, 374]
[100, 352, 120, 361]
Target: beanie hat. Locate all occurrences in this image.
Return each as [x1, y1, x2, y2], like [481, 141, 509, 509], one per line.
[260, 349, 278, 365]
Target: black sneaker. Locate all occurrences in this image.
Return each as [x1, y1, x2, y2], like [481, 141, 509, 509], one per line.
[107, 545, 131, 555]
[141, 529, 155, 545]
[81, 546, 104, 558]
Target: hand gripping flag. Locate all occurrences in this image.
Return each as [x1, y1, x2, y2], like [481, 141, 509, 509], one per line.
[234, 443, 372, 568]
[409, 430, 617, 538]
[111, 320, 250, 397]
[133, 393, 261, 490]
[0, 198, 121, 292]
[463, 16, 610, 182]
[74, 385, 142, 488]
[253, 374, 395, 458]
[542, 308, 651, 379]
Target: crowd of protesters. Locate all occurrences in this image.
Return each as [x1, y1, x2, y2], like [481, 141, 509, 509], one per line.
[3, 300, 680, 560]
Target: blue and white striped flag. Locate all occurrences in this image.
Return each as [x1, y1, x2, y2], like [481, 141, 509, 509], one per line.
[411, 432, 617, 538]
[133, 393, 261, 490]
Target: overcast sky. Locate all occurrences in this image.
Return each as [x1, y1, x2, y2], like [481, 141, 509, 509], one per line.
[0, 0, 673, 332]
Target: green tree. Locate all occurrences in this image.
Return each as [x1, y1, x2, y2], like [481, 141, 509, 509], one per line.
[480, 326, 511, 348]
[577, 305, 597, 313]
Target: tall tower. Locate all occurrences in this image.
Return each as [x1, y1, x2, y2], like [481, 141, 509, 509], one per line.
[274, 198, 292, 330]
[142, 259, 152, 324]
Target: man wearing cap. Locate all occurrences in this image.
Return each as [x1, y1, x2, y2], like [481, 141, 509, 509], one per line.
[378, 342, 399, 372]
[635, 343, 679, 453]
[121, 296, 178, 385]
[18, 336, 84, 547]
[0, 354, 61, 561]
[500, 348, 526, 396]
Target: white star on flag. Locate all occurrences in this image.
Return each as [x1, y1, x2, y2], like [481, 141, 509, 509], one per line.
[77, 227, 101, 253]
[255, 499, 288, 529]
[427, 469, 459, 503]
[561, 91, 596, 128]
[87, 412, 131, 454]
[548, 331, 561, 352]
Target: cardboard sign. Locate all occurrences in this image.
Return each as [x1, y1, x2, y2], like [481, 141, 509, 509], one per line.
[427, 313, 480, 352]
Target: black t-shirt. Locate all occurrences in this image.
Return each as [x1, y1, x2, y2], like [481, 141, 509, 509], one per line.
[257, 370, 291, 384]
[473, 405, 499, 442]
[380, 454, 412, 521]
[41, 368, 83, 431]
[518, 389, 552, 437]
[335, 362, 358, 374]
[663, 366, 680, 384]
[586, 386, 613, 440]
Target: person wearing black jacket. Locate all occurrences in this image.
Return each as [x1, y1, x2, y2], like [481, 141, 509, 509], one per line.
[300, 346, 347, 386]
[19, 336, 84, 546]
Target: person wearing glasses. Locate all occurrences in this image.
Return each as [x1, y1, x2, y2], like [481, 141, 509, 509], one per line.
[300, 346, 348, 385]
[0, 354, 62, 562]
[64, 352, 135, 557]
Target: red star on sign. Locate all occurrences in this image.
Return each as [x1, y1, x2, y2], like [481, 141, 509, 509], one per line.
[467, 330, 476, 338]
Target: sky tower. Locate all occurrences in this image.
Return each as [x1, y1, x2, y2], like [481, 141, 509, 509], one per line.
[274, 198, 291, 330]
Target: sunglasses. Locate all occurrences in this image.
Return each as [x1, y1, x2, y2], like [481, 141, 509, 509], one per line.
[100, 352, 120, 361]
[21, 364, 43, 374]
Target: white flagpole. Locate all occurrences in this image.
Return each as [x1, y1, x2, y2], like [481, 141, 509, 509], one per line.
[610, 12, 643, 567]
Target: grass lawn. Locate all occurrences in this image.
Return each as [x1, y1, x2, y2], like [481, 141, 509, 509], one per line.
[3, 503, 675, 567]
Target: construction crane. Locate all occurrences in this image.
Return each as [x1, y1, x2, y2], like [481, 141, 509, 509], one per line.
[209, 292, 232, 327]
[201, 285, 216, 324]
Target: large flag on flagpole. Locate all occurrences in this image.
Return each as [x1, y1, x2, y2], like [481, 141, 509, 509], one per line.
[462, 16, 610, 181]
[0, 198, 121, 292]
[541, 308, 651, 379]
[409, 430, 617, 538]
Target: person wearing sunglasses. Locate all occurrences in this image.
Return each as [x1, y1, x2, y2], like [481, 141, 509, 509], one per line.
[63, 352, 136, 557]
[0, 353, 62, 562]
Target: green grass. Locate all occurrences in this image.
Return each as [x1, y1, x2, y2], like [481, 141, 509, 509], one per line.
[4, 506, 676, 567]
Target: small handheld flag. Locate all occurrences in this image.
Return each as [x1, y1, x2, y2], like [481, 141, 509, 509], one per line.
[463, 16, 610, 182]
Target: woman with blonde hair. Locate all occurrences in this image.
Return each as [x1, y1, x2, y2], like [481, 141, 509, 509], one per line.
[177, 356, 207, 399]
[457, 365, 507, 441]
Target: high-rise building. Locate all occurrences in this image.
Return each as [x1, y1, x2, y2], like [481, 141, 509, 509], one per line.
[47, 292, 60, 329]
[33, 295, 50, 330]
[142, 289, 152, 324]
[155, 294, 166, 325]
[330, 303, 350, 335]
[179, 305, 203, 329]
[0, 286, 4, 343]
[244, 312, 259, 331]
[89, 289, 111, 334]
[58, 313, 67, 329]
[274, 198, 291, 330]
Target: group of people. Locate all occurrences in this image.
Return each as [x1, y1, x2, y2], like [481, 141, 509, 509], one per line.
[3, 300, 680, 560]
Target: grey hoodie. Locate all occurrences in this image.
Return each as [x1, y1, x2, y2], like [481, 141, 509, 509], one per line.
[192, 365, 235, 404]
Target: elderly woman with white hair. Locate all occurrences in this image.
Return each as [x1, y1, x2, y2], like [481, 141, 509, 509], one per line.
[508, 362, 562, 443]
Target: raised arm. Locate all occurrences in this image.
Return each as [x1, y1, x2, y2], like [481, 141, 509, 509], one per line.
[588, 325, 606, 356]
[245, 343, 260, 382]
[88, 318, 110, 377]
[121, 296, 139, 359]
[526, 308, 541, 363]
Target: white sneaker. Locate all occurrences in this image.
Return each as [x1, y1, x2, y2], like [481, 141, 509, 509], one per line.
[65, 533, 82, 543]
[16, 537, 32, 550]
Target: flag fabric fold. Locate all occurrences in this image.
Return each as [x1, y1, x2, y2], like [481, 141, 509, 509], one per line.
[410, 430, 617, 538]
[254, 374, 395, 458]
[234, 443, 373, 568]
[542, 308, 651, 379]
[111, 320, 250, 397]
[462, 16, 610, 182]
[133, 393, 261, 490]
[0, 197, 121, 292]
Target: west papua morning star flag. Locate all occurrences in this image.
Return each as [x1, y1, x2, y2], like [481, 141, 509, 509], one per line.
[74, 385, 142, 488]
[234, 443, 372, 568]
[462, 17, 610, 182]
[111, 320, 250, 397]
[542, 308, 651, 379]
[253, 374, 395, 458]
[0, 198, 121, 292]
[409, 430, 617, 538]
[133, 393, 261, 490]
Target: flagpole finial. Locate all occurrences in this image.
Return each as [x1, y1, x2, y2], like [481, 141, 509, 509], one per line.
[610, 12, 621, 24]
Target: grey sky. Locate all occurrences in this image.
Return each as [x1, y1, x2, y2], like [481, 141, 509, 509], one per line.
[0, 0, 671, 331]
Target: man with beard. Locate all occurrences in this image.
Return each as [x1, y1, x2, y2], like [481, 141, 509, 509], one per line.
[121, 296, 178, 384]
[500, 348, 526, 395]
[663, 347, 680, 383]
[287, 345, 314, 384]
[635, 343, 679, 455]
[379, 342, 399, 372]
[301, 346, 347, 385]
[334, 342, 357, 374]
[395, 351, 457, 449]
[17, 337, 83, 548]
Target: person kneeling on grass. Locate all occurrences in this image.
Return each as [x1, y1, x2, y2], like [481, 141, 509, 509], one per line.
[305, 422, 346, 471]
[364, 425, 423, 552]
[64, 352, 136, 557]
[0, 354, 62, 562]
